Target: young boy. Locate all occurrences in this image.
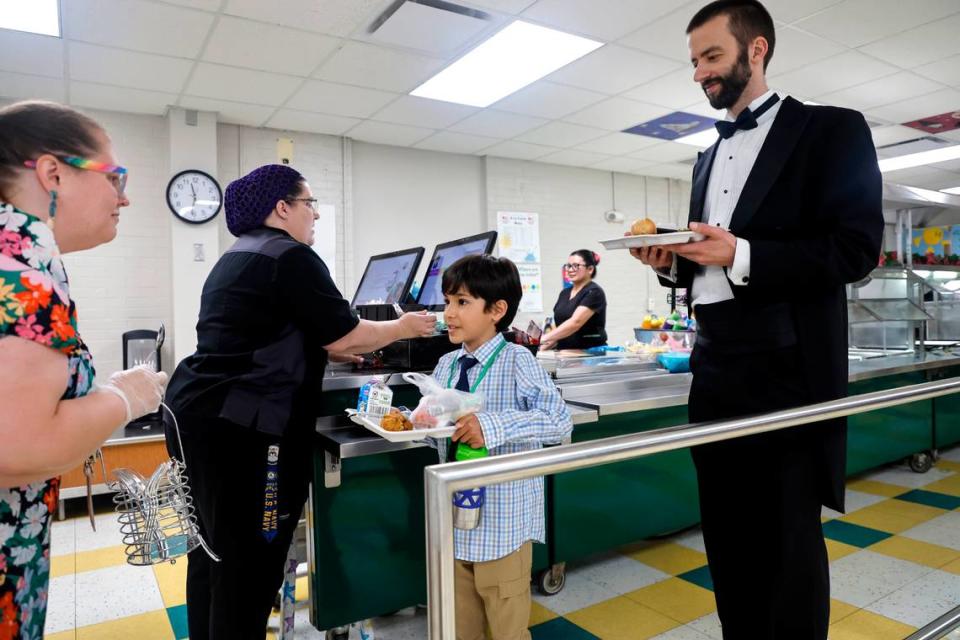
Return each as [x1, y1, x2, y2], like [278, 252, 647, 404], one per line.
[432, 254, 573, 640]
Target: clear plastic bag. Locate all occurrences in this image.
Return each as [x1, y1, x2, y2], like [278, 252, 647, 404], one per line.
[401, 372, 484, 429]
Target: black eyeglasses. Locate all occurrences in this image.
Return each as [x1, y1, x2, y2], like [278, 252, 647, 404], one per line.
[563, 263, 587, 271]
[287, 197, 318, 212]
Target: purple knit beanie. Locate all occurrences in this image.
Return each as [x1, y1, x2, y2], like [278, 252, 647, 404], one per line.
[224, 164, 304, 236]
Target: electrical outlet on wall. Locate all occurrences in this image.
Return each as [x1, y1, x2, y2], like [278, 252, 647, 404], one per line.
[193, 243, 205, 262]
[647, 297, 655, 311]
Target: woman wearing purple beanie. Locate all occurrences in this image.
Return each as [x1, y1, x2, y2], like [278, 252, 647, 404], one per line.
[164, 164, 435, 639]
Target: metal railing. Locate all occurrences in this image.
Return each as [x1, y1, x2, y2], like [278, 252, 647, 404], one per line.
[906, 604, 960, 640]
[424, 376, 960, 639]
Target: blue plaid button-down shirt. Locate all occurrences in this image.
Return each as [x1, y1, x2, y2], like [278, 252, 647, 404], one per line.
[431, 333, 573, 562]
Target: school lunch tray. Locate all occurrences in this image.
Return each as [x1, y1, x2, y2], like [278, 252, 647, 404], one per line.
[345, 408, 456, 443]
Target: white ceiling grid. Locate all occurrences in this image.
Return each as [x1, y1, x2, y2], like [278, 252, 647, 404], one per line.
[0, 0, 957, 188]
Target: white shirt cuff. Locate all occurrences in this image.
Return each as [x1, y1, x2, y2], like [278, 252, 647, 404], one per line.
[656, 255, 678, 282]
[728, 238, 751, 286]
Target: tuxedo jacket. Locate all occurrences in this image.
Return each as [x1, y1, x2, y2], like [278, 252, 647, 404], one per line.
[662, 96, 884, 510]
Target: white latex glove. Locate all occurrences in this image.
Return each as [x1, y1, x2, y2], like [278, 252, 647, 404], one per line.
[99, 365, 169, 425]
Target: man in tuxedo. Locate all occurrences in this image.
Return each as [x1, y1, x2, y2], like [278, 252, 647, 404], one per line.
[632, 1, 883, 638]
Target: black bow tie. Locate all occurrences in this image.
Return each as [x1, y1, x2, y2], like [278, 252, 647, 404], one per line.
[714, 94, 780, 140]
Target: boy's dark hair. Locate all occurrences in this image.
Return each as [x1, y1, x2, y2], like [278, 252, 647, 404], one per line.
[441, 254, 522, 332]
[687, 0, 776, 71]
[570, 249, 600, 279]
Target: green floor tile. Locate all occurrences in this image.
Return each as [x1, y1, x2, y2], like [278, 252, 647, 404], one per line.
[896, 489, 960, 511]
[166, 604, 188, 640]
[822, 519, 892, 548]
[530, 617, 600, 640]
[678, 564, 714, 592]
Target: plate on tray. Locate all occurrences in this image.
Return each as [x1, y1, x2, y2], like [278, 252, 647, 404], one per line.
[346, 409, 456, 442]
[600, 231, 704, 250]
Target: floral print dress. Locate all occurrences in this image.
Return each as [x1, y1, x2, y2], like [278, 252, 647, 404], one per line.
[0, 202, 95, 640]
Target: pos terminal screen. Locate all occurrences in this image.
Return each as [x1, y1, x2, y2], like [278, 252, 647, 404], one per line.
[351, 247, 424, 307]
[416, 231, 498, 311]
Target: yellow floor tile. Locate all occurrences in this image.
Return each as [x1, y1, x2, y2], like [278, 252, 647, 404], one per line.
[942, 557, 960, 575]
[46, 631, 77, 640]
[529, 601, 557, 627]
[828, 609, 916, 640]
[826, 539, 860, 563]
[153, 558, 188, 608]
[871, 536, 960, 569]
[75, 610, 174, 640]
[624, 542, 708, 576]
[924, 474, 960, 498]
[935, 460, 960, 473]
[566, 596, 681, 640]
[296, 575, 309, 601]
[847, 479, 909, 498]
[75, 545, 128, 574]
[829, 599, 859, 625]
[839, 499, 944, 534]
[624, 577, 716, 623]
[50, 553, 76, 578]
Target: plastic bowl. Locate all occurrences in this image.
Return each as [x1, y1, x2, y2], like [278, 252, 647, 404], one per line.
[657, 352, 691, 373]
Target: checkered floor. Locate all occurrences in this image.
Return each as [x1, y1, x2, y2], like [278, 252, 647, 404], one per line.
[45, 446, 960, 639]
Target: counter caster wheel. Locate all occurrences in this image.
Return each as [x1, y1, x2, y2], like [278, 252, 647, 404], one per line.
[536, 564, 566, 596]
[909, 451, 934, 473]
[325, 627, 349, 640]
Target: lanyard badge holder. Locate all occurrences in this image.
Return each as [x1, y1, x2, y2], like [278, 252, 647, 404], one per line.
[109, 324, 220, 565]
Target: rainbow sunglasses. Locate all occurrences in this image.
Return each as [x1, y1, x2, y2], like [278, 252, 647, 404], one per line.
[24, 155, 128, 195]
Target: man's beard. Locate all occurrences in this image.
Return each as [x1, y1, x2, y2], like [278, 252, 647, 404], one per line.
[702, 47, 752, 110]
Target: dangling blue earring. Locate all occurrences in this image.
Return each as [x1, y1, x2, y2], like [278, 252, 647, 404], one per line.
[48, 190, 58, 219]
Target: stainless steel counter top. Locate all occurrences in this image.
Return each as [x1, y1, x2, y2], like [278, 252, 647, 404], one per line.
[848, 350, 960, 382]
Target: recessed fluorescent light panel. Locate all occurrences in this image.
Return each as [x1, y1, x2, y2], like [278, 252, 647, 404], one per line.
[675, 128, 719, 148]
[943, 186, 960, 195]
[0, 0, 60, 37]
[878, 144, 960, 172]
[410, 20, 603, 107]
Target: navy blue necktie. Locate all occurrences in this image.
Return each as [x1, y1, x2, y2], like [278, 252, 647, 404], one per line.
[448, 355, 480, 461]
[715, 93, 780, 140]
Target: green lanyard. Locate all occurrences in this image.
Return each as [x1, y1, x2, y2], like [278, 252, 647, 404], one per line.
[446, 339, 508, 392]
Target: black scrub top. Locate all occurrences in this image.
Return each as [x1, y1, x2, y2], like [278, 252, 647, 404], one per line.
[552, 281, 607, 350]
[166, 227, 359, 438]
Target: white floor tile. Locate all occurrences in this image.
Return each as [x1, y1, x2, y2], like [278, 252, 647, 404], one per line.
[902, 512, 960, 551]
[687, 612, 723, 639]
[74, 512, 125, 553]
[651, 624, 716, 639]
[532, 569, 620, 615]
[570, 551, 671, 595]
[44, 573, 76, 634]
[50, 518, 76, 557]
[864, 465, 953, 489]
[940, 446, 960, 463]
[823, 489, 890, 519]
[865, 569, 960, 628]
[829, 550, 933, 608]
[74, 563, 165, 627]
[672, 527, 707, 553]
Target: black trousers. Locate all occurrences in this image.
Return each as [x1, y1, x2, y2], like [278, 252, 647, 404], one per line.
[166, 416, 312, 640]
[688, 343, 830, 640]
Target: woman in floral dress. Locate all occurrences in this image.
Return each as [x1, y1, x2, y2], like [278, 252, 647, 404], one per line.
[0, 101, 168, 639]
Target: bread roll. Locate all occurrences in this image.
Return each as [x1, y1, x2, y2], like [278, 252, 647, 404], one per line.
[630, 218, 657, 235]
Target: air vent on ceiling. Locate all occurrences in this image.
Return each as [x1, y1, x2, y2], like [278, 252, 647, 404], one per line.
[369, 0, 492, 56]
[876, 136, 954, 159]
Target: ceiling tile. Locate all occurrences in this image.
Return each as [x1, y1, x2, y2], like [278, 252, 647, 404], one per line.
[681, 101, 726, 120]
[161, 0, 221, 10]
[866, 88, 960, 124]
[817, 72, 944, 111]
[222, 0, 392, 37]
[0, 71, 65, 102]
[759, 0, 845, 24]
[448, 110, 548, 138]
[70, 82, 175, 116]
[883, 165, 960, 189]
[793, 0, 960, 48]
[346, 120, 435, 146]
[178, 96, 275, 126]
[769, 51, 899, 97]
[617, 3, 701, 64]
[563, 97, 671, 131]
[539, 148, 612, 167]
[630, 141, 699, 163]
[186, 63, 302, 106]
[69, 42, 192, 94]
[492, 82, 606, 119]
[367, 1, 494, 57]
[315, 41, 445, 93]
[480, 140, 557, 160]
[575, 132, 663, 155]
[623, 68, 707, 110]
[589, 156, 658, 174]
[286, 80, 398, 118]
[371, 96, 478, 129]
[63, 0, 215, 58]
[941, 129, 960, 143]
[859, 13, 960, 69]
[635, 162, 695, 180]
[265, 109, 360, 135]
[463, 0, 537, 14]
[522, 0, 679, 41]
[516, 121, 607, 147]
[764, 26, 846, 76]
[870, 125, 927, 148]
[414, 131, 501, 154]
[913, 54, 960, 88]
[547, 45, 682, 95]
[202, 16, 341, 77]
[0, 29, 63, 77]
